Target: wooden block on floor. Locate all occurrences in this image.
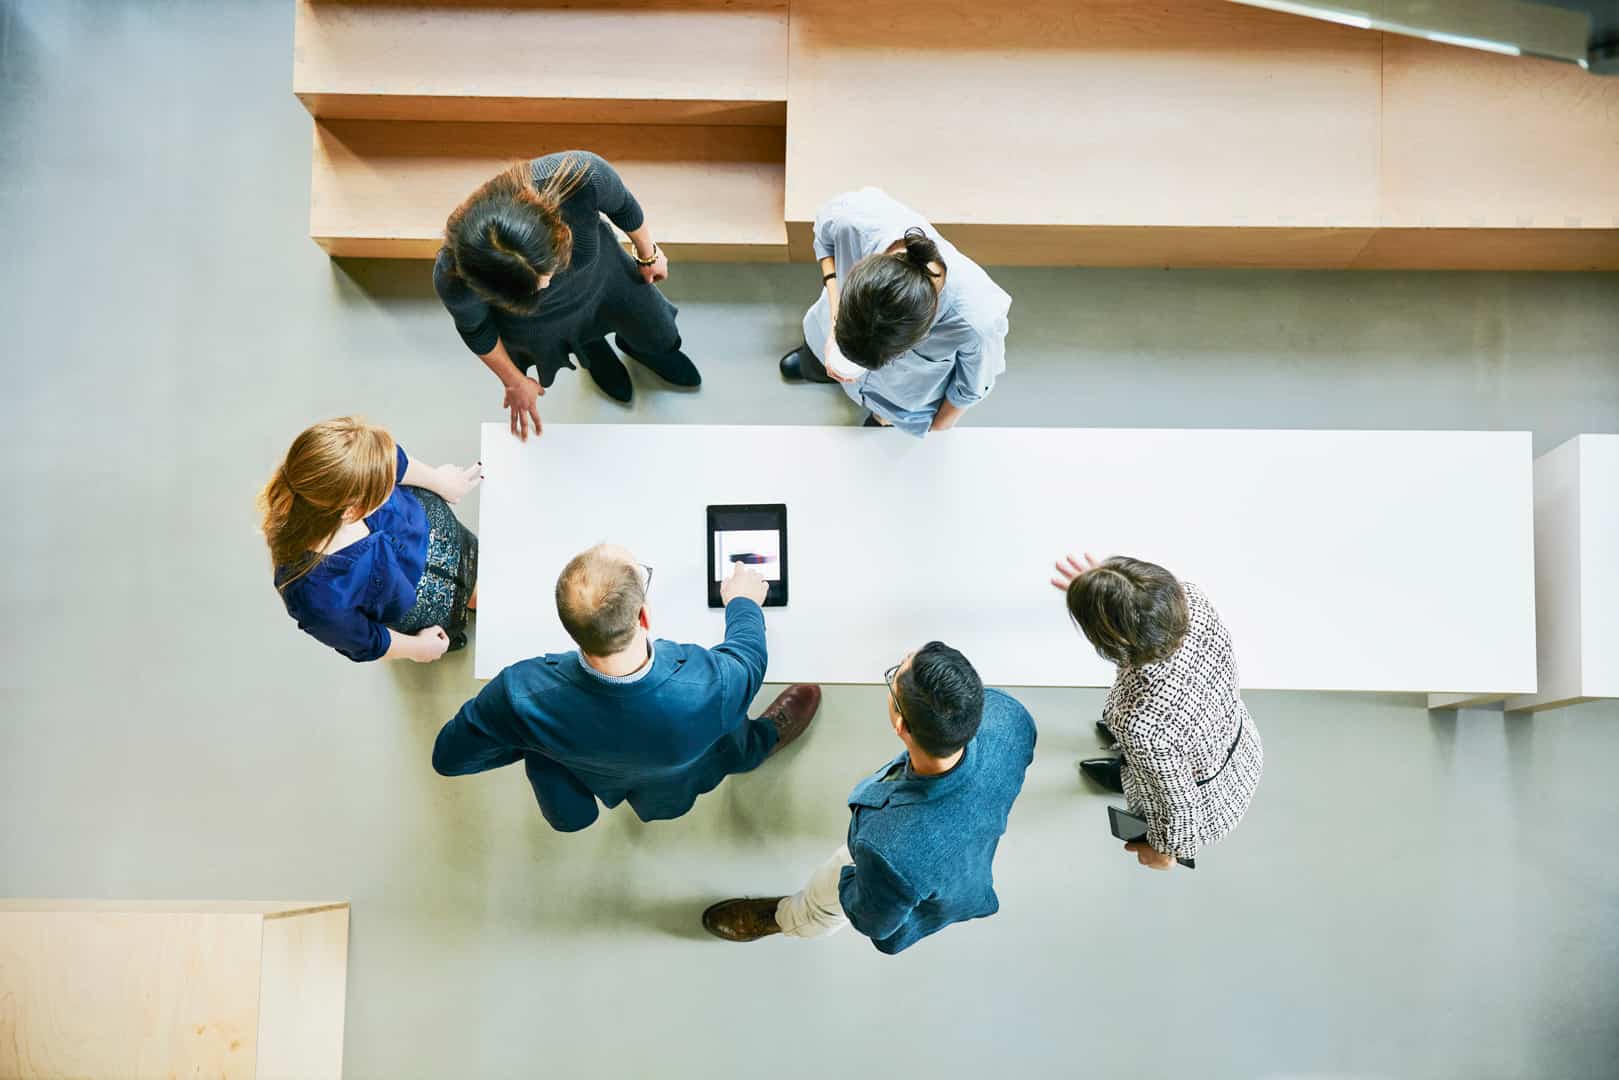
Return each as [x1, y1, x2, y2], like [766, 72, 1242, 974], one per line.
[310, 120, 788, 259]
[0, 900, 349, 1080]
[294, 0, 787, 125]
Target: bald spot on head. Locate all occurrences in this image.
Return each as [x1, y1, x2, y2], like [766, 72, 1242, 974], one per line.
[555, 544, 645, 657]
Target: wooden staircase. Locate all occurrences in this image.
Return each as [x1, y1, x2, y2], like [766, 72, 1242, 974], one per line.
[294, 0, 1619, 269]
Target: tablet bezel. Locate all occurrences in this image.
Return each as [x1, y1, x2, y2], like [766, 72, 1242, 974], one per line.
[706, 503, 789, 608]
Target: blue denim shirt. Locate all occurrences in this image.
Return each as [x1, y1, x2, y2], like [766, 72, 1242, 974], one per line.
[430, 600, 777, 831]
[804, 187, 1012, 437]
[837, 689, 1037, 954]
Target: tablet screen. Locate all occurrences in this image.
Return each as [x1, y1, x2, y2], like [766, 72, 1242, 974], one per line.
[707, 504, 788, 607]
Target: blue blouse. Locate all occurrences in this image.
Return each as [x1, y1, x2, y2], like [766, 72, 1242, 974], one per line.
[277, 445, 429, 662]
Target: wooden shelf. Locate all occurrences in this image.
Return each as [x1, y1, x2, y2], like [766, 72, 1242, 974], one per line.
[310, 120, 788, 260]
[845, 224, 1619, 271]
[785, 0, 1385, 233]
[783, 0, 1619, 269]
[295, 0, 1619, 268]
[1379, 37, 1619, 230]
[294, 0, 787, 125]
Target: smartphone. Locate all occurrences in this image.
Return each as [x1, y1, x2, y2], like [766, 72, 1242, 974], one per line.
[1107, 805, 1149, 843]
[1107, 805, 1195, 869]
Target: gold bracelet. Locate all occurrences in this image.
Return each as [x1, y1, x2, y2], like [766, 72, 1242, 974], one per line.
[633, 243, 660, 266]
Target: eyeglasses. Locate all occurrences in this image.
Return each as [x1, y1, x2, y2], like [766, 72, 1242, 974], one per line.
[638, 563, 654, 596]
[884, 662, 906, 724]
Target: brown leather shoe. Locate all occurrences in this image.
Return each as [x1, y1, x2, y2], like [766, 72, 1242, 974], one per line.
[759, 683, 821, 757]
[703, 897, 786, 941]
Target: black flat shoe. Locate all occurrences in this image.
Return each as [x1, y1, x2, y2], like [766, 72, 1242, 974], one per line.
[779, 344, 834, 384]
[1096, 720, 1114, 742]
[1079, 756, 1124, 793]
[863, 414, 884, 428]
[578, 340, 633, 404]
[615, 335, 701, 388]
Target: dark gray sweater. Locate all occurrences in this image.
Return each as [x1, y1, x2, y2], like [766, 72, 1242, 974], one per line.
[432, 151, 645, 357]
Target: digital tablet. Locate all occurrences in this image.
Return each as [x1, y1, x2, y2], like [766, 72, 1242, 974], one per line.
[707, 504, 788, 608]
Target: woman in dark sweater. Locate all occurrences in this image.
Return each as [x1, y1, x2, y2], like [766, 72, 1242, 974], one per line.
[433, 151, 700, 438]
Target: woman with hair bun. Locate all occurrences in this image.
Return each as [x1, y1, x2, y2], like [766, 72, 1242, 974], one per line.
[434, 151, 700, 438]
[1051, 553, 1264, 870]
[260, 417, 481, 663]
[778, 187, 1010, 436]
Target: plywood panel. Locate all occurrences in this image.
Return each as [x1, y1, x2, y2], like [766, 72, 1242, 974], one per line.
[0, 911, 263, 1079]
[1380, 36, 1619, 229]
[785, 0, 1383, 229]
[1352, 227, 1619, 270]
[0, 899, 342, 915]
[298, 93, 785, 126]
[476, 424, 1537, 695]
[256, 907, 350, 1080]
[310, 120, 787, 258]
[922, 224, 1378, 268]
[294, 0, 787, 118]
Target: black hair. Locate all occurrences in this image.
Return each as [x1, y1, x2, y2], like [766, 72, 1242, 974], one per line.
[835, 227, 946, 370]
[896, 641, 984, 757]
[444, 158, 588, 314]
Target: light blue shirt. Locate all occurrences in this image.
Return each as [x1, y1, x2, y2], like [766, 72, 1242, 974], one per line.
[804, 188, 1011, 437]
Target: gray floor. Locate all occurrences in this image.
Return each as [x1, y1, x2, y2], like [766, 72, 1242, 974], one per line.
[3, 2, 1619, 1078]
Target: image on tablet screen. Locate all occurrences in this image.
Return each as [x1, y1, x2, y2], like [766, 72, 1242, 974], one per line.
[715, 529, 782, 582]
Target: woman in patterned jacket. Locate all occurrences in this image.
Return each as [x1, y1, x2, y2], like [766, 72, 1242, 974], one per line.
[1051, 553, 1264, 869]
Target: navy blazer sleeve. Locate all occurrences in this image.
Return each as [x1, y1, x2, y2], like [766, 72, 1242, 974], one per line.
[433, 673, 526, 776]
[709, 598, 768, 722]
[838, 844, 922, 946]
[286, 588, 393, 663]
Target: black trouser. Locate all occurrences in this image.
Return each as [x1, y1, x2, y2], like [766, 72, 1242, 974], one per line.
[503, 221, 686, 386]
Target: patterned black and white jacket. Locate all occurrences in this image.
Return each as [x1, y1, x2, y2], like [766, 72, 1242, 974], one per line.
[1104, 582, 1264, 860]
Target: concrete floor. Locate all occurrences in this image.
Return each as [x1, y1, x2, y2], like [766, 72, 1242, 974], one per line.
[3, 2, 1619, 1077]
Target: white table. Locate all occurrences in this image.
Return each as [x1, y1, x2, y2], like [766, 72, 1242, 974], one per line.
[476, 424, 1537, 695]
[1503, 434, 1619, 712]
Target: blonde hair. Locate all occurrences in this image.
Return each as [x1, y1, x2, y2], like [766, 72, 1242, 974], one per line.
[555, 544, 646, 657]
[259, 417, 398, 590]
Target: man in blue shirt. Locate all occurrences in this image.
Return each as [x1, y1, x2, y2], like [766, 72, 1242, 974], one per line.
[431, 543, 820, 831]
[702, 643, 1036, 954]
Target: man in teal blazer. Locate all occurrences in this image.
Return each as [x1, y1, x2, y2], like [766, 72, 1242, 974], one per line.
[432, 543, 819, 831]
